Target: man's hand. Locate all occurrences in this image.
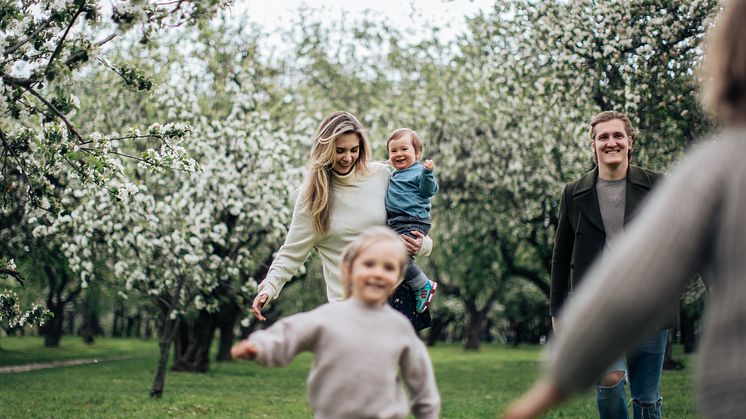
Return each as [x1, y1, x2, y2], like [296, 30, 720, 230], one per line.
[423, 159, 435, 171]
[251, 293, 269, 321]
[400, 230, 424, 256]
[231, 340, 259, 360]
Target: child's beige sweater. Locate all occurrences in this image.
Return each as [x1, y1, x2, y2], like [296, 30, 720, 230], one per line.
[249, 299, 440, 419]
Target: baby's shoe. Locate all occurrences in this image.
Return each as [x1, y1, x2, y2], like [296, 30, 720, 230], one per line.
[415, 280, 437, 314]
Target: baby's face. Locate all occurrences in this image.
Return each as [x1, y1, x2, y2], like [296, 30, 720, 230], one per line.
[388, 135, 419, 170]
[350, 242, 401, 306]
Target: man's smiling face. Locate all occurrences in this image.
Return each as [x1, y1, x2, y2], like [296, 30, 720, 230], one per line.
[592, 118, 632, 169]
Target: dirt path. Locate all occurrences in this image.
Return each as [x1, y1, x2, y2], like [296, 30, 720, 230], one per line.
[0, 355, 133, 374]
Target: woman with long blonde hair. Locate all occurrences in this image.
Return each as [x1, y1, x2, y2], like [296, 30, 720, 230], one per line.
[252, 111, 433, 330]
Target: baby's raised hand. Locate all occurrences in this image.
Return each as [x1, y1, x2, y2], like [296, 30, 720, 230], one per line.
[423, 159, 435, 170]
[231, 340, 258, 360]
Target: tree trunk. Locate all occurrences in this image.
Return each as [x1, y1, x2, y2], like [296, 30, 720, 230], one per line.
[464, 309, 485, 351]
[126, 312, 141, 338]
[172, 319, 189, 365]
[41, 304, 64, 347]
[216, 302, 240, 362]
[426, 312, 455, 347]
[426, 320, 443, 347]
[663, 329, 684, 370]
[81, 300, 96, 344]
[41, 264, 81, 347]
[171, 310, 216, 373]
[144, 316, 153, 340]
[66, 310, 76, 335]
[150, 315, 178, 398]
[111, 302, 124, 337]
[680, 303, 699, 354]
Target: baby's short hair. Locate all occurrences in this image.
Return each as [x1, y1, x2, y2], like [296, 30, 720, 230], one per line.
[340, 226, 408, 299]
[386, 128, 424, 155]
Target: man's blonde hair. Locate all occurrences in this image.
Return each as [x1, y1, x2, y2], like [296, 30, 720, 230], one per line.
[340, 227, 408, 299]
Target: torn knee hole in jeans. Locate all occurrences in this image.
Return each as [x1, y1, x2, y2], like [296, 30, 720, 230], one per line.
[597, 371, 625, 388]
[632, 398, 661, 409]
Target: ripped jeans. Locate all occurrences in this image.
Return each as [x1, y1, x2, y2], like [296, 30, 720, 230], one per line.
[596, 329, 669, 419]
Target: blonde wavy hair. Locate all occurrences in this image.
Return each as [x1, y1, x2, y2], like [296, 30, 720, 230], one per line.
[701, 0, 746, 125]
[302, 111, 372, 234]
[340, 227, 409, 299]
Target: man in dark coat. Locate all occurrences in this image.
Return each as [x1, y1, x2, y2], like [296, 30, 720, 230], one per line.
[550, 111, 668, 419]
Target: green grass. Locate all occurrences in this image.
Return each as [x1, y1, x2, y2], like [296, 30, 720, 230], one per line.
[0, 336, 155, 367]
[0, 337, 697, 418]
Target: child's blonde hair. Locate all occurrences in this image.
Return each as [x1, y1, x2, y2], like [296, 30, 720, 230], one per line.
[386, 128, 424, 156]
[340, 227, 409, 299]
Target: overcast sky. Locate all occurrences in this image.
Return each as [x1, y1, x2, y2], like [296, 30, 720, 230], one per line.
[233, 0, 495, 44]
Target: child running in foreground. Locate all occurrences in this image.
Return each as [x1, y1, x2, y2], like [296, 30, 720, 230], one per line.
[231, 227, 440, 419]
[385, 128, 439, 313]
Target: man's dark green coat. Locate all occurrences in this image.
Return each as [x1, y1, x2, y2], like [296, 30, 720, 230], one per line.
[549, 165, 662, 316]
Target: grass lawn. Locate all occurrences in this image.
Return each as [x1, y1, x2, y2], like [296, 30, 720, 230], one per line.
[0, 337, 697, 418]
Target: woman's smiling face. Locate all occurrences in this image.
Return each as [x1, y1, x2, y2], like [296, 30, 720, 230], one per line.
[333, 133, 361, 175]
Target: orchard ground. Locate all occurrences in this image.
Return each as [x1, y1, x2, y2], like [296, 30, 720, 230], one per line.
[0, 337, 697, 418]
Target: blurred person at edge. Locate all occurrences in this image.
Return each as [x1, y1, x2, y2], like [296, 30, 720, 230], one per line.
[504, 1, 746, 418]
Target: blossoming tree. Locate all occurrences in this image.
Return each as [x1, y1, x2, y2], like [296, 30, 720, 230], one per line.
[0, 0, 234, 325]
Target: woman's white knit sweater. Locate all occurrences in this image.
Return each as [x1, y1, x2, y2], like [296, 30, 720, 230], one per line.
[257, 161, 432, 302]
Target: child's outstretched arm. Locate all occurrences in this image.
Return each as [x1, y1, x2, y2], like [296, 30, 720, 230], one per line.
[231, 340, 258, 360]
[418, 160, 439, 198]
[245, 310, 321, 367]
[400, 338, 440, 419]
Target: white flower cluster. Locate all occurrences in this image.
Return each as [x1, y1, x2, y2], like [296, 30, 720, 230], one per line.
[116, 182, 139, 201]
[0, 290, 52, 328]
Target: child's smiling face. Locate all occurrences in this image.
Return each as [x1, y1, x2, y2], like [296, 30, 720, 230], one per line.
[350, 241, 402, 306]
[388, 134, 420, 170]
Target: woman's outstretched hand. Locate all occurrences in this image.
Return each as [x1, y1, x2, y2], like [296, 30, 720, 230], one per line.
[400, 230, 424, 256]
[251, 293, 269, 321]
[502, 380, 566, 419]
[231, 340, 258, 360]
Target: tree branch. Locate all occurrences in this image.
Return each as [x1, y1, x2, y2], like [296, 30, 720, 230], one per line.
[46, 2, 87, 73]
[62, 282, 84, 305]
[95, 33, 117, 47]
[0, 268, 26, 285]
[19, 83, 84, 141]
[1, 74, 34, 89]
[3, 18, 53, 56]
[0, 129, 32, 197]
